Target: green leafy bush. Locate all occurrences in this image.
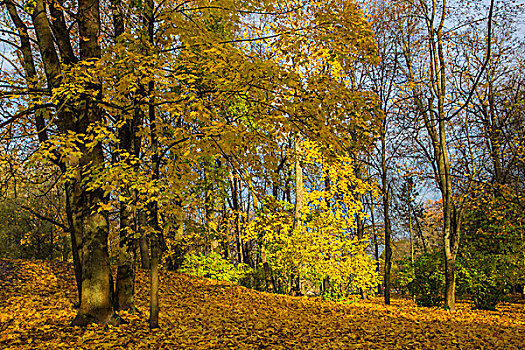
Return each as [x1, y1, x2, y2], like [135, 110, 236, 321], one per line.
[457, 252, 510, 310]
[321, 287, 361, 303]
[179, 252, 251, 283]
[238, 266, 267, 291]
[412, 252, 445, 307]
[393, 257, 415, 295]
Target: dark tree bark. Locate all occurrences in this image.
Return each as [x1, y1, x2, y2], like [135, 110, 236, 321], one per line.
[48, 0, 76, 65]
[116, 201, 137, 311]
[291, 133, 303, 295]
[354, 162, 368, 300]
[139, 209, 151, 269]
[71, 0, 115, 326]
[5, 0, 115, 322]
[204, 161, 220, 253]
[147, 86, 161, 328]
[112, 0, 141, 312]
[380, 123, 392, 306]
[369, 198, 381, 295]
[400, 0, 494, 312]
[142, 0, 161, 328]
[232, 174, 244, 264]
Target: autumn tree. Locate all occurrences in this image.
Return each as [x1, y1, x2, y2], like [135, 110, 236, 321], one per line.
[390, 0, 496, 311]
[2, 0, 117, 324]
[1, 0, 381, 326]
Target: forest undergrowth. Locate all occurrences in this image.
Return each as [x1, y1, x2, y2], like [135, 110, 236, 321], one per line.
[0, 259, 524, 349]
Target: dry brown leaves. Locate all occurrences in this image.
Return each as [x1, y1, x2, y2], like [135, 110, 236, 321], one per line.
[0, 259, 524, 349]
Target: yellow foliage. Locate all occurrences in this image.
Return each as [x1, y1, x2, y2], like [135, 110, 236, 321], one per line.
[246, 140, 379, 295]
[1, 260, 524, 349]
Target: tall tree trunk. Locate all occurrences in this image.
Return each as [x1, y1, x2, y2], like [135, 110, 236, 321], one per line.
[72, 0, 115, 326]
[148, 92, 161, 329]
[115, 109, 140, 310]
[138, 210, 151, 269]
[111, 0, 137, 312]
[293, 134, 304, 229]
[143, 0, 161, 328]
[204, 161, 219, 253]
[401, 0, 493, 311]
[149, 218, 161, 328]
[369, 197, 381, 295]
[222, 201, 231, 261]
[322, 174, 331, 295]
[8, 0, 114, 325]
[4, 0, 85, 305]
[381, 125, 392, 305]
[116, 201, 136, 311]
[406, 176, 415, 264]
[232, 174, 244, 264]
[292, 133, 303, 295]
[66, 183, 83, 306]
[355, 162, 368, 300]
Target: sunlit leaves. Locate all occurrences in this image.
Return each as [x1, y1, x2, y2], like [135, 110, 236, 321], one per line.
[245, 139, 379, 296]
[1, 260, 525, 349]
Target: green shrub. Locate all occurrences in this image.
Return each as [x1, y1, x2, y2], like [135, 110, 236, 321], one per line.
[393, 257, 415, 295]
[321, 287, 360, 303]
[0, 198, 62, 260]
[412, 252, 445, 307]
[238, 266, 267, 291]
[457, 252, 510, 310]
[179, 252, 251, 283]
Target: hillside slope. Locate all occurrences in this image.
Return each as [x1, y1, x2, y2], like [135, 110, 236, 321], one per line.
[0, 260, 524, 349]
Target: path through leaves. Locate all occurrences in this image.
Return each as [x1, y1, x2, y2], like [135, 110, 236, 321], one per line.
[0, 260, 524, 349]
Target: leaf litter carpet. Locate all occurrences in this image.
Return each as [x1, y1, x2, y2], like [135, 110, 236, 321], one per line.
[0, 260, 524, 349]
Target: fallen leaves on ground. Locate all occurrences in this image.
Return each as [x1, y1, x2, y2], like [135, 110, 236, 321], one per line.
[0, 259, 524, 349]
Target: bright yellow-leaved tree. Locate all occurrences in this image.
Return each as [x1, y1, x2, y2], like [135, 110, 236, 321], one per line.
[246, 140, 379, 299]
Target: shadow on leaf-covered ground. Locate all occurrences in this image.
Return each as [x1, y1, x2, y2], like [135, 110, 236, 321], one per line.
[0, 259, 524, 349]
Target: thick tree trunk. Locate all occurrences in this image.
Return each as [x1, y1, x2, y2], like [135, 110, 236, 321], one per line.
[70, 151, 114, 325]
[138, 210, 151, 269]
[6, 0, 86, 307]
[8, 0, 114, 325]
[444, 243, 456, 310]
[69, 105, 114, 326]
[149, 222, 161, 328]
[66, 183, 83, 306]
[112, 0, 143, 310]
[115, 107, 141, 310]
[72, 0, 115, 326]
[261, 248, 275, 293]
[72, 217, 113, 326]
[148, 98, 161, 328]
[116, 201, 136, 311]
[145, 0, 160, 326]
